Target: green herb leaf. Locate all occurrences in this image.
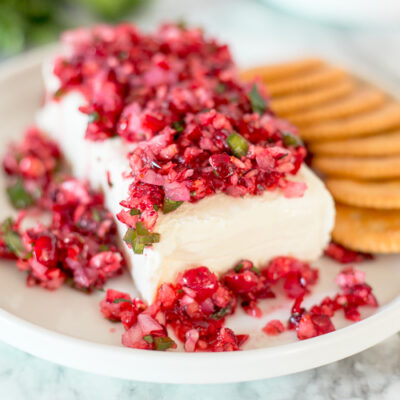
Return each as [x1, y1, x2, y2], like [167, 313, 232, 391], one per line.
[88, 111, 100, 123]
[1, 218, 26, 257]
[130, 207, 141, 216]
[154, 336, 176, 351]
[7, 179, 34, 209]
[172, 120, 185, 133]
[153, 204, 159, 211]
[176, 18, 187, 30]
[118, 51, 128, 60]
[211, 305, 231, 320]
[282, 131, 303, 148]
[123, 222, 161, 255]
[227, 132, 249, 158]
[162, 198, 183, 214]
[234, 263, 244, 273]
[113, 298, 132, 304]
[248, 84, 267, 114]
[216, 83, 226, 94]
[99, 244, 110, 252]
[143, 334, 154, 344]
[54, 88, 66, 99]
[251, 266, 261, 275]
[92, 209, 101, 222]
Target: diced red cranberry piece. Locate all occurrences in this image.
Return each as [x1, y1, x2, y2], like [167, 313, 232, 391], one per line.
[297, 313, 318, 340]
[310, 313, 335, 335]
[324, 242, 373, 264]
[33, 233, 58, 268]
[19, 156, 46, 178]
[209, 153, 234, 179]
[184, 329, 200, 352]
[180, 267, 218, 301]
[224, 269, 259, 294]
[344, 307, 361, 322]
[336, 267, 366, 288]
[157, 283, 177, 308]
[283, 271, 306, 298]
[142, 113, 167, 133]
[263, 320, 285, 336]
[211, 328, 243, 352]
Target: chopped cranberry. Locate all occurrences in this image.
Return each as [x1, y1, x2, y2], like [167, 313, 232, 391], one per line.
[1, 128, 124, 291]
[263, 320, 285, 336]
[180, 267, 219, 301]
[296, 313, 318, 340]
[288, 266, 378, 340]
[324, 242, 374, 264]
[224, 268, 259, 294]
[210, 327, 245, 352]
[209, 153, 234, 178]
[335, 267, 366, 288]
[32, 233, 58, 267]
[223, 260, 274, 316]
[100, 261, 379, 352]
[263, 257, 318, 299]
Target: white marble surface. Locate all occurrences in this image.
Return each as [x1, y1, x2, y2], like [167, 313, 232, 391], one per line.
[2, 0, 400, 398]
[1, 335, 400, 400]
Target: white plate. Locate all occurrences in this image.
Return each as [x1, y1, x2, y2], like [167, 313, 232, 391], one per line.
[0, 48, 400, 384]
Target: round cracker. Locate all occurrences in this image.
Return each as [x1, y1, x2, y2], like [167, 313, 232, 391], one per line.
[272, 79, 356, 116]
[312, 154, 400, 180]
[240, 58, 324, 83]
[332, 204, 400, 253]
[309, 129, 400, 157]
[300, 102, 400, 141]
[267, 67, 347, 97]
[326, 178, 400, 209]
[287, 86, 386, 126]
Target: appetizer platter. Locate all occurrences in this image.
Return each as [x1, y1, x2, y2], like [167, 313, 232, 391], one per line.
[0, 24, 400, 383]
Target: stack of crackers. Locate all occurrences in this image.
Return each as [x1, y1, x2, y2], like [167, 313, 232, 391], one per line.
[241, 59, 400, 253]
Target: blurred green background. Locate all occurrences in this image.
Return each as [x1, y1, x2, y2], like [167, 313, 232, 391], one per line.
[0, 0, 149, 55]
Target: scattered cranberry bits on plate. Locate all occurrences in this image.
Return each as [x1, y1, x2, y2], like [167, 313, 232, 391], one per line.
[0, 22, 384, 359]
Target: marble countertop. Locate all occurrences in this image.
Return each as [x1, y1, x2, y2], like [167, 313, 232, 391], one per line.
[1, 335, 400, 400]
[2, 0, 400, 398]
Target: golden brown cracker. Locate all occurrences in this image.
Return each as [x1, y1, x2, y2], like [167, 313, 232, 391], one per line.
[332, 204, 400, 253]
[326, 178, 400, 209]
[300, 102, 400, 141]
[312, 154, 400, 180]
[266, 67, 347, 97]
[286, 86, 386, 127]
[309, 129, 400, 157]
[240, 58, 324, 83]
[271, 79, 356, 116]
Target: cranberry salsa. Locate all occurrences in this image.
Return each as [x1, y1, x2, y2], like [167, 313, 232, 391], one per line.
[53, 23, 306, 254]
[0, 23, 378, 353]
[1, 128, 124, 290]
[101, 260, 377, 351]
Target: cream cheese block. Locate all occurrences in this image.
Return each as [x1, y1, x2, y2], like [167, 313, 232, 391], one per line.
[37, 64, 335, 303]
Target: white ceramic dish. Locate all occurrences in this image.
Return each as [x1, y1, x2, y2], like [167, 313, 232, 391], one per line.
[0, 48, 400, 384]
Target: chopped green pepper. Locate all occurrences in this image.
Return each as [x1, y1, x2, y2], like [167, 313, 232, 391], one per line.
[162, 198, 183, 214]
[227, 132, 248, 158]
[248, 84, 267, 114]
